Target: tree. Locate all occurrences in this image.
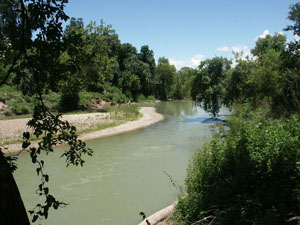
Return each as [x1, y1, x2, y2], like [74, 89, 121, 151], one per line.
[138, 45, 156, 96]
[278, 2, 300, 114]
[118, 70, 140, 99]
[191, 57, 231, 117]
[0, 1, 92, 224]
[140, 45, 156, 75]
[84, 20, 120, 91]
[251, 33, 286, 57]
[224, 53, 255, 107]
[285, 2, 300, 37]
[173, 67, 197, 99]
[59, 17, 87, 111]
[155, 57, 176, 100]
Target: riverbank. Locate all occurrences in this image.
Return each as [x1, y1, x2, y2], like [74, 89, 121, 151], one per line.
[79, 107, 164, 140]
[1, 107, 164, 155]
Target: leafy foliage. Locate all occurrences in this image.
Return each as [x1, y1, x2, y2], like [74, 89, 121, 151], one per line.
[177, 4, 300, 225]
[191, 57, 231, 117]
[174, 67, 196, 99]
[224, 53, 255, 107]
[174, 112, 300, 225]
[24, 103, 93, 221]
[155, 57, 176, 100]
[0, 0, 94, 223]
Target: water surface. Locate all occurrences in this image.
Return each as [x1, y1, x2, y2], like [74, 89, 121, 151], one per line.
[14, 100, 228, 225]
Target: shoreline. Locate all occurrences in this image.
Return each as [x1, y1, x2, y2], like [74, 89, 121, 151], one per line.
[1, 107, 165, 155]
[79, 107, 165, 141]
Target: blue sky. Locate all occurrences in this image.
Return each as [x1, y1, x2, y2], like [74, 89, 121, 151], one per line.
[65, 0, 299, 69]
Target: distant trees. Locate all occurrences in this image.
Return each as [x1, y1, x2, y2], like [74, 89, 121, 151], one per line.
[224, 23, 299, 116]
[1, 4, 195, 109]
[57, 19, 164, 104]
[190, 22, 299, 117]
[251, 33, 286, 57]
[224, 53, 255, 107]
[174, 67, 196, 99]
[155, 57, 176, 100]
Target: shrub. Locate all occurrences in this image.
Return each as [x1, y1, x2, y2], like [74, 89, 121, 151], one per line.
[136, 94, 146, 102]
[174, 114, 300, 225]
[10, 97, 33, 115]
[59, 92, 80, 112]
[101, 83, 128, 104]
[0, 85, 19, 102]
[43, 92, 60, 111]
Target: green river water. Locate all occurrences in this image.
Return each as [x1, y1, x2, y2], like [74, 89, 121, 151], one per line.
[14, 100, 229, 225]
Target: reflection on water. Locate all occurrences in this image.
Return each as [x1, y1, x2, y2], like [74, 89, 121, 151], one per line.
[14, 100, 228, 225]
[156, 100, 198, 117]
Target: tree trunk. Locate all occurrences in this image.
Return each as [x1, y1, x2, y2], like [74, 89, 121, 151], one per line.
[0, 152, 30, 225]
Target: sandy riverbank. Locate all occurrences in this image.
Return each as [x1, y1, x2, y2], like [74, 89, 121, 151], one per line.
[79, 107, 164, 140]
[1, 107, 164, 155]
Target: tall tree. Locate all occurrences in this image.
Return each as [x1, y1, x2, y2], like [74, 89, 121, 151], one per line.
[191, 57, 231, 117]
[278, 2, 300, 113]
[251, 33, 286, 57]
[155, 57, 176, 100]
[139, 45, 156, 96]
[224, 52, 255, 107]
[174, 67, 197, 99]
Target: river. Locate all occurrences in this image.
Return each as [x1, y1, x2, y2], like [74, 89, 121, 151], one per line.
[14, 100, 229, 225]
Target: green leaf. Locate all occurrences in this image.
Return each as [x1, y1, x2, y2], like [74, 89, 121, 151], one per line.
[22, 141, 31, 149]
[32, 215, 38, 223]
[23, 132, 30, 139]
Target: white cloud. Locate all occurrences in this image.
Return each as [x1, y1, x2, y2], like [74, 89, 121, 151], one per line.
[255, 29, 270, 40]
[169, 54, 205, 70]
[217, 46, 230, 52]
[295, 34, 300, 41]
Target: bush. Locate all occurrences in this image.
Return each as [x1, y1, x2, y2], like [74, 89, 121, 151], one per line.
[101, 83, 128, 104]
[59, 92, 80, 112]
[43, 92, 60, 111]
[136, 94, 156, 103]
[174, 114, 300, 225]
[79, 91, 104, 107]
[0, 85, 19, 102]
[10, 97, 33, 115]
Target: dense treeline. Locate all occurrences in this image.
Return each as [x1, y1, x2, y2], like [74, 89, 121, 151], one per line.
[1, 16, 196, 114]
[173, 2, 300, 225]
[190, 31, 296, 118]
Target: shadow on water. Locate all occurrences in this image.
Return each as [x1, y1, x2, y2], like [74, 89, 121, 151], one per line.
[156, 100, 198, 117]
[186, 117, 226, 124]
